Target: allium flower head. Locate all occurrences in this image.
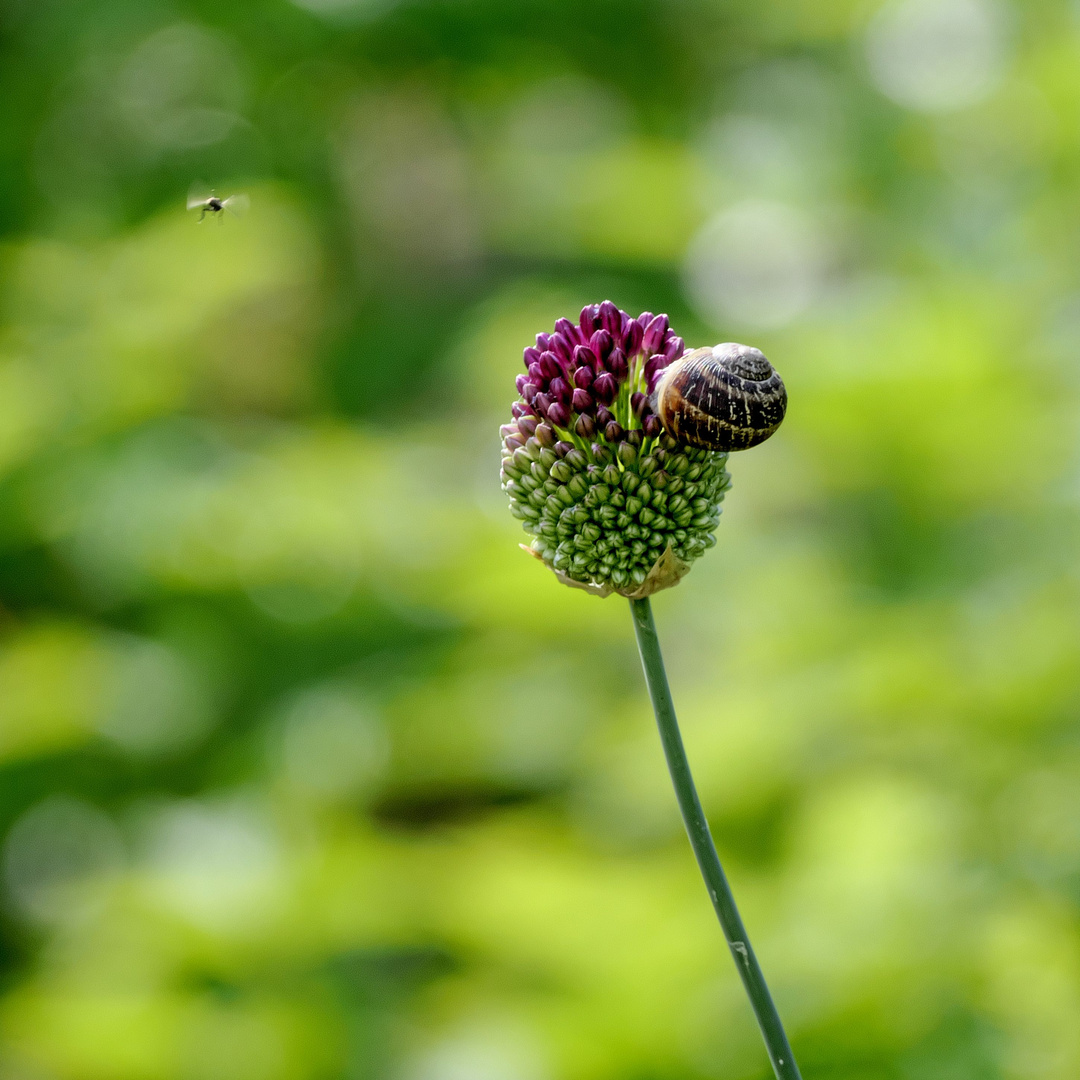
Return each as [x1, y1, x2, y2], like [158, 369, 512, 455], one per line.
[501, 302, 731, 598]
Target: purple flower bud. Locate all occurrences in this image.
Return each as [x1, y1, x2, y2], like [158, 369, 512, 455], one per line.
[522, 382, 538, 404]
[515, 374, 529, 395]
[539, 351, 561, 380]
[554, 440, 574, 457]
[580, 304, 600, 336]
[647, 369, 664, 394]
[642, 314, 669, 355]
[596, 405, 615, 428]
[593, 372, 618, 405]
[573, 365, 594, 390]
[549, 376, 570, 402]
[599, 300, 621, 337]
[575, 413, 596, 439]
[505, 435, 525, 452]
[644, 354, 666, 382]
[518, 416, 539, 438]
[622, 319, 643, 357]
[554, 318, 583, 346]
[534, 422, 555, 447]
[528, 363, 544, 383]
[511, 402, 534, 419]
[550, 333, 572, 365]
[631, 392, 648, 417]
[605, 421, 625, 442]
[572, 345, 595, 369]
[523, 347, 541, 367]
[664, 335, 684, 361]
[500, 424, 518, 440]
[607, 348, 628, 381]
[637, 311, 654, 329]
[643, 414, 662, 439]
[548, 402, 571, 429]
[571, 387, 594, 413]
[534, 392, 553, 416]
[590, 329, 613, 360]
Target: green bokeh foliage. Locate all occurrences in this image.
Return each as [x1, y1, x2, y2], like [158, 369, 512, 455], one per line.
[0, 0, 1078, 1077]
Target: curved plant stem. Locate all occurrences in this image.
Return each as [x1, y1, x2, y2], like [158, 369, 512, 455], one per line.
[630, 597, 802, 1080]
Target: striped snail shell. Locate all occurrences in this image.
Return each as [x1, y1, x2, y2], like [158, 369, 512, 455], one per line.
[653, 343, 786, 451]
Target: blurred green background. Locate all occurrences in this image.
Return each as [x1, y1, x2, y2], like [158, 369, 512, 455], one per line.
[0, 0, 1078, 1077]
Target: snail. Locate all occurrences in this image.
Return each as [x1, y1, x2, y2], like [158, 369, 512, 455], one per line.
[652, 342, 786, 451]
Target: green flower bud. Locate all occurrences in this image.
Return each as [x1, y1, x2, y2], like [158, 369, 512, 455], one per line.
[617, 441, 637, 467]
[639, 455, 658, 478]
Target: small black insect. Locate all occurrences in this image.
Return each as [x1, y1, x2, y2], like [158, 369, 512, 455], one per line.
[187, 183, 250, 223]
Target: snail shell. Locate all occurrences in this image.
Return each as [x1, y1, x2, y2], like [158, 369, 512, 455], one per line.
[653, 343, 786, 451]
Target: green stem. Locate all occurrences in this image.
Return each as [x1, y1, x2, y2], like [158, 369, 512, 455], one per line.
[630, 597, 802, 1080]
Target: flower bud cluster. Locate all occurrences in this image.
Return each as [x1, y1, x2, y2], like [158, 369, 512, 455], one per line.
[501, 303, 731, 596]
[508, 300, 683, 439]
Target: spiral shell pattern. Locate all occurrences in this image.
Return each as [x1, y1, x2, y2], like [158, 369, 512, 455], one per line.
[654, 343, 787, 451]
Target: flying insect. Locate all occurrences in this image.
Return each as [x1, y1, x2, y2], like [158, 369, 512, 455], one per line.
[187, 183, 250, 223]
